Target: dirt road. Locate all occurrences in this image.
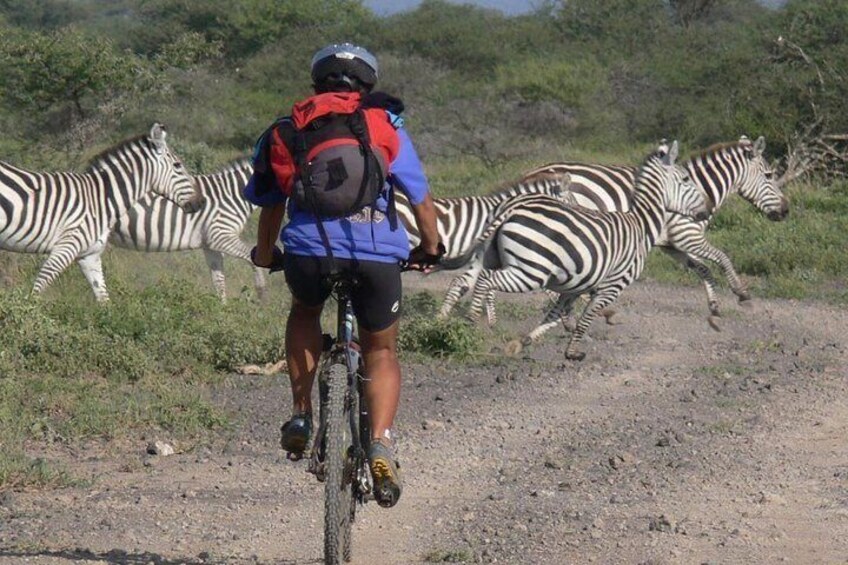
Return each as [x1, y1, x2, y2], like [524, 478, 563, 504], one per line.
[1, 276, 846, 564]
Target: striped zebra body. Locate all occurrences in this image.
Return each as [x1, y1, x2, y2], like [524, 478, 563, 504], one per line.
[457, 142, 708, 360]
[394, 172, 572, 260]
[109, 159, 265, 301]
[0, 124, 202, 301]
[441, 136, 788, 326]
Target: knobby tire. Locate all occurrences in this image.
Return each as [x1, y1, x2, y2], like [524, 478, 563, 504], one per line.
[324, 363, 354, 564]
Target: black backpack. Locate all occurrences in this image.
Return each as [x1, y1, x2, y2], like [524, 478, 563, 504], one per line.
[276, 109, 387, 219]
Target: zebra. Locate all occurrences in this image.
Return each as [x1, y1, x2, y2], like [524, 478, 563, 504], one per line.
[440, 136, 789, 329]
[445, 141, 710, 360]
[105, 158, 266, 302]
[394, 171, 573, 260]
[0, 123, 204, 302]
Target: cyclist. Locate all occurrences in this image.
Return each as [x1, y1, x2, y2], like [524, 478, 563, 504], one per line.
[244, 43, 443, 508]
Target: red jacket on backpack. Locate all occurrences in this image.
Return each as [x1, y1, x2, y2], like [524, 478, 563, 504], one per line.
[268, 91, 401, 196]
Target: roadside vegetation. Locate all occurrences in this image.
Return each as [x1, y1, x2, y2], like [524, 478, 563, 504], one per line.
[0, 0, 846, 488]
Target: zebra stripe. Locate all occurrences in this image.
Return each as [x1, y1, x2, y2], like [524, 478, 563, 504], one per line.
[442, 136, 789, 325]
[394, 172, 572, 259]
[0, 124, 202, 302]
[460, 142, 708, 360]
[108, 158, 265, 301]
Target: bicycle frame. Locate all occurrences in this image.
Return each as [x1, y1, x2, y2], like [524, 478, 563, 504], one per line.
[309, 276, 374, 501]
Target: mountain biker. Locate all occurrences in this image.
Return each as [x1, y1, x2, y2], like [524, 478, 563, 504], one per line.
[244, 43, 443, 508]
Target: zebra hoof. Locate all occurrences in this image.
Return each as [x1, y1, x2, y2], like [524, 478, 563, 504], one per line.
[601, 308, 618, 325]
[504, 339, 524, 357]
[737, 292, 752, 304]
[565, 350, 586, 361]
[707, 315, 722, 332]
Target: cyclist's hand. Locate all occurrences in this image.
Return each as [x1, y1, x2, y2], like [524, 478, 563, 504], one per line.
[250, 245, 285, 273]
[402, 242, 446, 273]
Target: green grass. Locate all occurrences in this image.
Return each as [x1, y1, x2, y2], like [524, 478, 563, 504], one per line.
[0, 245, 287, 489]
[423, 548, 473, 563]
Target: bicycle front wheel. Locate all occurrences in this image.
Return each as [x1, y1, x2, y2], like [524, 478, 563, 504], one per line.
[323, 363, 354, 564]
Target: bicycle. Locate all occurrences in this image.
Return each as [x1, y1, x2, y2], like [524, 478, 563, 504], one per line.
[294, 248, 443, 564]
[303, 271, 373, 564]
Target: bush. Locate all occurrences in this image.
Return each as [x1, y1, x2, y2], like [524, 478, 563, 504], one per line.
[399, 292, 482, 358]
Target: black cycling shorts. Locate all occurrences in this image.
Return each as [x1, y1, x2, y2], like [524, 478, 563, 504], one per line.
[282, 253, 402, 332]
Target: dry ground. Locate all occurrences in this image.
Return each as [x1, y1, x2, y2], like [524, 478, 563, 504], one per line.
[1, 274, 846, 564]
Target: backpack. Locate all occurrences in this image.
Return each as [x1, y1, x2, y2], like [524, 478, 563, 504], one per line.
[275, 108, 387, 219]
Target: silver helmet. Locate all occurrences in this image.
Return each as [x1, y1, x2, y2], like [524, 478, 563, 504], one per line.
[311, 43, 379, 91]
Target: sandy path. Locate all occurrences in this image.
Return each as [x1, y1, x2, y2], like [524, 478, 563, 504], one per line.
[1, 278, 846, 564]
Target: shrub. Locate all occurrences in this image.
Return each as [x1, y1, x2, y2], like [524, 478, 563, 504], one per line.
[399, 292, 482, 358]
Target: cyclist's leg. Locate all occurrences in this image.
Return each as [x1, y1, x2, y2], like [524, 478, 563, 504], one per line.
[351, 258, 404, 506]
[281, 254, 331, 442]
[286, 298, 325, 414]
[350, 258, 403, 439]
[359, 321, 401, 441]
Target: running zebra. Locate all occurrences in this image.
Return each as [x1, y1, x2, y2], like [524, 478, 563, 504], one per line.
[449, 141, 709, 360]
[394, 171, 572, 258]
[107, 158, 265, 302]
[440, 136, 788, 327]
[0, 123, 204, 301]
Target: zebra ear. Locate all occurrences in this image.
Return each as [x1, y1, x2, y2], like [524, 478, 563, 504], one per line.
[661, 140, 679, 166]
[753, 136, 766, 156]
[149, 123, 168, 154]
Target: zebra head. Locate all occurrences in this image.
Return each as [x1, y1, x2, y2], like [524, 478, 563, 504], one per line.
[656, 140, 711, 222]
[736, 135, 789, 221]
[146, 124, 206, 213]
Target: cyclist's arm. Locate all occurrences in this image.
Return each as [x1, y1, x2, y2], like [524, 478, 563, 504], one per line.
[390, 129, 440, 253]
[243, 129, 291, 266]
[410, 194, 440, 254]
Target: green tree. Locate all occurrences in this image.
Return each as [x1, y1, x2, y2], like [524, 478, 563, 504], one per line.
[0, 26, 150, 122]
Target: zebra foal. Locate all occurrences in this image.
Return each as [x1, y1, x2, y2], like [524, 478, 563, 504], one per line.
[450, 141, 709, 360]
[0, 124, 204, 301]
[108, 158, 266, 302]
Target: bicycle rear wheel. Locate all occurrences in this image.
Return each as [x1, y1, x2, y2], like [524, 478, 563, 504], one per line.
[323, 363, 354, 564]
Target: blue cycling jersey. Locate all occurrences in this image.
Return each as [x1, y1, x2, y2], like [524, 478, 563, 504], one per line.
[244, 126, 430, 263]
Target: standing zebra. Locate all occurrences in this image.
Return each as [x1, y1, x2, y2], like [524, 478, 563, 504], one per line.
[0, 123, 204, 301]
[449, 141, 709, 360]
[440, 136, 788, 327]
[394, 171, 572, 258]
[107, 158, 265, 302]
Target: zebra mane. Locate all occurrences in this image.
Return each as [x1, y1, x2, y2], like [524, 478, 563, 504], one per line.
[485, 171, 565, 195]
[85, 134, 151, 170]
[223, 157, 253, 173]
[694, 140, 743, 161]
[631, 151, 665, 189]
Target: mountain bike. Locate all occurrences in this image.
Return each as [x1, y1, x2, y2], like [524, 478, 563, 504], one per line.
[304, 251, 441, 564]
[306, 271, 373, 564]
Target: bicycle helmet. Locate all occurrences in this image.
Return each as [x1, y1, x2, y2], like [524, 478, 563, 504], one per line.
[311, 43, 378, 92]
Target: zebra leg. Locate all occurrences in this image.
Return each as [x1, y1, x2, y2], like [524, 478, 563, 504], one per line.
[32, 233, 86, 296]
[698, 242, 750, 303]
[202, 248, 227, 302]
[485, 289, 497, 326]
[675, 239, 750, 302]
[526, 293, 577, 344]
[77, 252, 110, 302]
[504, 293, 577, 356]
[566, 287, 622, 361]
[207, 235, 268, 301]
[466, 270, 494, 323]
[662, 247, 722, 318]
[468, 266, 542, 324]
[438, 271, 474, 319]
